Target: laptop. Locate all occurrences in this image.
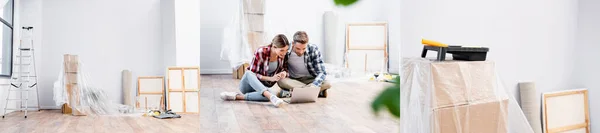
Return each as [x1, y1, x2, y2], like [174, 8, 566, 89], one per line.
[285, 86, 320, 103]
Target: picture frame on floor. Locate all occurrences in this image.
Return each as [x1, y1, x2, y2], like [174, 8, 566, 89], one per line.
[137, 76, 165, 111]
[167, 66, 201, 114]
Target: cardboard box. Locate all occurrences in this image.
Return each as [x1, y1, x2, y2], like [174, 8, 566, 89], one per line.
[65, 73, 78, 84]
[63, 54, 78, 63]
[67, 84, 86, 116]
[233, 63, 250, 79]
[62, 103, 85, 116]
[62, 83, 75, 114]
[61, 54, 85, 116]
[247, 31, 264, 52]
[64, 62, 78, 73]
[233, 68, 239, 79]
[242, 0, 264, 14]
[64, 54, 79, 72]
[245, 14, 264, 32]
[61, 104, 72, 114]
[430, 61, 497, 109]
[402, 59, 510, 133]
[432, 99, 508, 133]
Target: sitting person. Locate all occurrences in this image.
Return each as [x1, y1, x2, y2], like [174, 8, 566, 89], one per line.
[219, 34, 290, 107]
[277, 31, 331, 97]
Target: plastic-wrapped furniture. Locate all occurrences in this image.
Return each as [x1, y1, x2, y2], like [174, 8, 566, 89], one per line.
[400, 58, 533, 133]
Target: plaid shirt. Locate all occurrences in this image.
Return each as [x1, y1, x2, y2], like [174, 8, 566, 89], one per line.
[284, 44, 327, 86]
[247, 45, 285, 87]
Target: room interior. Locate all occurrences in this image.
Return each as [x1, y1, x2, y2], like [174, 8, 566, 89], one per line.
[0, 0, 597, 133]
[400, 0, 598, 132]
[200, 0, 400, 132]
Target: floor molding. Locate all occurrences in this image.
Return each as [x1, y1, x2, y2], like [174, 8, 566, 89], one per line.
[200, 69, 232, 74]
[41, 106, 61, 110]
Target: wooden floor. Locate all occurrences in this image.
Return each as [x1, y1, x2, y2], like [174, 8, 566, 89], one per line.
[0, 110, 199, 133]
[201, 75, 399, 133]
[0, 75, 399, 133]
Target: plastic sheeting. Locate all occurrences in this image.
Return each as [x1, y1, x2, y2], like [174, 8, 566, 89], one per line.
[53, 60, 139, 116]
[400, 58, 533, 133]
[519, 82, 543, 133]
[324, 63, 351, 79]
[221, 0, 263, 69]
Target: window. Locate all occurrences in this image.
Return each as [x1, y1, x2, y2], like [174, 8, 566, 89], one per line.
[0, 0, 13, 77]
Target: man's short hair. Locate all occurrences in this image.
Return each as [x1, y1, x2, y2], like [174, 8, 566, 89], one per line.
[293, 31, 309, 44]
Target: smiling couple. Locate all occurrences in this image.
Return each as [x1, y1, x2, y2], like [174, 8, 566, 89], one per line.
[220, 31, 331, 107]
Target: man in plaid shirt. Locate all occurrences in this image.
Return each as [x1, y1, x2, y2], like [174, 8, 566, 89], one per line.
[277, 31, 331, 97]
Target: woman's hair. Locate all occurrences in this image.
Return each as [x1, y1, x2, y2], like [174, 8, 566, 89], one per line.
[271, 34, 290, 48]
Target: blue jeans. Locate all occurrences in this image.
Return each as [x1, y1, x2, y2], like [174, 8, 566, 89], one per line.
[239, 71, 270, 101]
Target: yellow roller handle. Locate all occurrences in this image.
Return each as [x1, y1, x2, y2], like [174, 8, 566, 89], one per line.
[422, 39, 448, 47]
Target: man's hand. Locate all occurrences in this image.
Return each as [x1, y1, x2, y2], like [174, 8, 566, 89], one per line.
[303, 83, 318, 88]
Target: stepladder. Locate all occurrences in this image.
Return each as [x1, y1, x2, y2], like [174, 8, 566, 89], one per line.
[2, 27, 40, 118]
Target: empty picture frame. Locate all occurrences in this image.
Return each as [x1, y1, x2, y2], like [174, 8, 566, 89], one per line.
[137, 76, 165, 110]
[542, 89, 590, 133]
[345, 22, 388, 75]
[167, 67, 200, 114]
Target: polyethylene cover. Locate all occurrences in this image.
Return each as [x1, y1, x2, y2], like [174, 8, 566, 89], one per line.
[400, 58, 534, 133]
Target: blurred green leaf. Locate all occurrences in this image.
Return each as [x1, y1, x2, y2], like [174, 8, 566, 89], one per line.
[371, 77, 400, 118]
[334, 0, 359, 6]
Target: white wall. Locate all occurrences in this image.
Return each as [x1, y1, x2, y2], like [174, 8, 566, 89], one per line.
[264, 0, 401, 73]
[200, 27, 231, 74]
[40, 0, 163, 106]
[400, 0, 578, 101]
[385, 0, 401, 74]
[174, 0, 201, 67]
[575, 0, 600, 130]
[19, 0, 42, 109]
[199, 0, 236, 74]
[200, 0, 401, 74]
[161, 0, 175, 74]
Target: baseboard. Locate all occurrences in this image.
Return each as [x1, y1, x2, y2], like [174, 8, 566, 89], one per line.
[201, 69, 232, 74]
[1, 106, 59, 114]
[389, 66, 400, 74]
[41, 106, 61, 110]
[1, 110, 13, 115]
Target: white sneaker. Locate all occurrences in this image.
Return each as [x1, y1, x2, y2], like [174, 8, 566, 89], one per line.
[220, 92, 238, 101]
[270, 95, 285, 107]
[280, 90, 292, 98]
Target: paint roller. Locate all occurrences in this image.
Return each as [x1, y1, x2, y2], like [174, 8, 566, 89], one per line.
[421, 38, 489, 61]
[422, 38, 448, 47]
[422, 38, 485, 48]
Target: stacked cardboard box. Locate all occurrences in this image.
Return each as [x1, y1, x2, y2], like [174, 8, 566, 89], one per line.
[243, 0, 265, 52]
[430, 61, 507, 133]
[62, 54, 85, 116]
[233, 63, 250, 79]
[247, 31, 265, 52]
[402, 59, 508, 133]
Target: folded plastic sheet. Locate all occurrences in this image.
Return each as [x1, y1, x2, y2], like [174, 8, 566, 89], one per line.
[400, 58, 533, 133]
[324, 63, 351, 79]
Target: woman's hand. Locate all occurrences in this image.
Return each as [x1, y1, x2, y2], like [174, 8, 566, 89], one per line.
[264, 75, 282, 82]
[276, 71, 288, 79]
